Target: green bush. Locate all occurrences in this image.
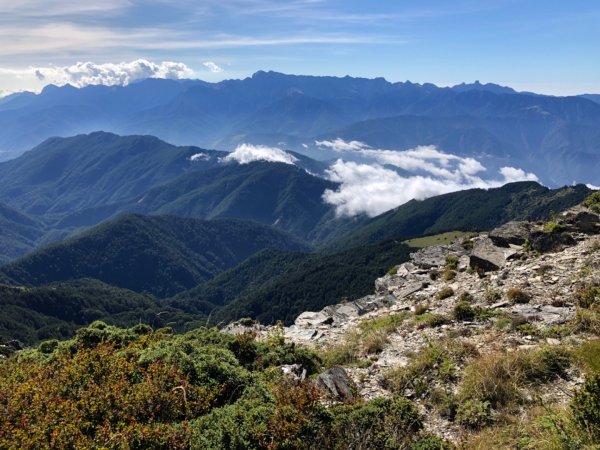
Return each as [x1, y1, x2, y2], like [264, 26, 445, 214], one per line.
[438, 287, 454, 300]
[506, 288, 530, 304]
[330, 397, 423, 449]
[572, 374, 600, 439]
[454, 302, 475, 321]
[443, 270, 457, 281]
[445, 255, 459, 270]
[574, 283, 600, 309]
[582, 191, 600, 213]
[456, 399, 492, 429]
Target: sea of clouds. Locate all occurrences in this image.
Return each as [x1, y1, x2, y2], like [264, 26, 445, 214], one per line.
[223, 139, 539, 218]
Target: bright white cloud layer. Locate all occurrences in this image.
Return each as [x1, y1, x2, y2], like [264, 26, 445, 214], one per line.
[224, 143, 298, 165]
[29, 59, 193, 88]
[317, 139, 539, 217]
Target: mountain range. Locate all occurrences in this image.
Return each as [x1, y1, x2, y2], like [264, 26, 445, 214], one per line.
[1, 72, 599, 185]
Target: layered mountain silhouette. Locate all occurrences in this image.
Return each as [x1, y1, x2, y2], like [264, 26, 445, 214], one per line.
[1, 72, 599, 185]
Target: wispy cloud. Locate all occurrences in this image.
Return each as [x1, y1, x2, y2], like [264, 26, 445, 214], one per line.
[317, 139, 539, 217]
[0, 0, 132, 17]
[223, 143, 298, 165]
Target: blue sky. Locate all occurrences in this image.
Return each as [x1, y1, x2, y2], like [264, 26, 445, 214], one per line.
[0, 0, 599, 95]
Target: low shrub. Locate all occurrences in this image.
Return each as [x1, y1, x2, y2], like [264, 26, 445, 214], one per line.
[443, 270, 457, 281]
[574, 283, 600, 308]
[572, 374, 600, 439]
[438, 287, 455, 300]
[506, 287, 531, 304]
[582, 191, 600, 213]
[330, 396, 423, 449]
[385, 339, 477, 398]
[456, 399, 492, 429]
[414, 303, 429, 316]
[458, 347, 571, 409]
[454, 302, 475, 321]
[485, 288, 502, 303]
[445, 255, 459, 270]
[414, 313, 448, 329]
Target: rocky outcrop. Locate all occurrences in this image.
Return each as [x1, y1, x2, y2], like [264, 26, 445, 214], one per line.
[561, 206, 600, 233]
[488, 221, 532, 247]
[469, 236, 518, 272]
[528, 230, 577, 253]
[224, 201, 600, 443]
[316, 367, 356, 400]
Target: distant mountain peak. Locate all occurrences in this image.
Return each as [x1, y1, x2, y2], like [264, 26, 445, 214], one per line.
[450, 81, 517, 95]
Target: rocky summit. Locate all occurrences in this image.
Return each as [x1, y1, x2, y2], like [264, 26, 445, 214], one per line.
[225, 202, 600, 444]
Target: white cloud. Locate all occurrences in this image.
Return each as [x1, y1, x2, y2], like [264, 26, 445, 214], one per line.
[319, 138, 539, 217]
[499, 166, 539, 183]
[587, 183, 600, 190]
[315, 138, 370, 151]
[223, 143, 298, 165]
[189, 152, 210, 161]
[0, 89, 13, 99]
[202, 61, 223, 73]
[30, 59, 193, 88]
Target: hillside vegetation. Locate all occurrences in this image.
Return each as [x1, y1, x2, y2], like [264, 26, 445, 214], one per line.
[0, 322, 446, 449]
[0, 215, 308, 297]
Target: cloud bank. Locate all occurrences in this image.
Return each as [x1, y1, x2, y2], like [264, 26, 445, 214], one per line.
[31, 59, 194, 88]
[317, 139, 539, 217]
[224, 143, 298, 165]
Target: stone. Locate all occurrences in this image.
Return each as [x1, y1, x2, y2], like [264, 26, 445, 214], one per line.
[528, 231, 576, 253]
[470, 237, 514, 272]
[489, 221, 532, 247]
[561, 206, 600, 234]
[315, 367, 356, 400]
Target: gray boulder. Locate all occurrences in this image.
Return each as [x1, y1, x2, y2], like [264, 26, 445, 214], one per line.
[561, 207, 600, 234]
[315, 367, 356, 400]
[469, 237, 514, 272]
[489, 221, 532, 247]
[528, 231, 576, 253]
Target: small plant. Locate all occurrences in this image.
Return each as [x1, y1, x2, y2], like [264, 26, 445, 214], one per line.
[456, 399, 492, 429]
[239, 317, 255, 327]
[429, 270, 439, 281]
[461, 238, 474, 251]
[387, 266, 398, 276]
[414, 302, 429, 316]
[493, 316, 512, 330]
[438, 287, 454, 300]
[574, 283, 600, 308]
[445, 254, 459, 270]
[459, 291, 474, 303]
[570, 308, 600, 335]
[413, 313, 448, 329]
[572, 373, 600, 438]
[484, 288, 502, 303]
[454, 301, 475, 321]
[543, 216, 567, 233]
[506, 287, 530, 304]
[442, 269, 456, 281]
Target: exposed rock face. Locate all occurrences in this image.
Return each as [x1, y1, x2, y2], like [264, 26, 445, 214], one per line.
[488, 221, 532, 247]
[469, 236, 519, 272]
[225, 202, 600, 443]
[315, 367, 356, 400]
[561, 206, 600, 233]
[410, 240, 469, 269]
[528, 230, 577, 253]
